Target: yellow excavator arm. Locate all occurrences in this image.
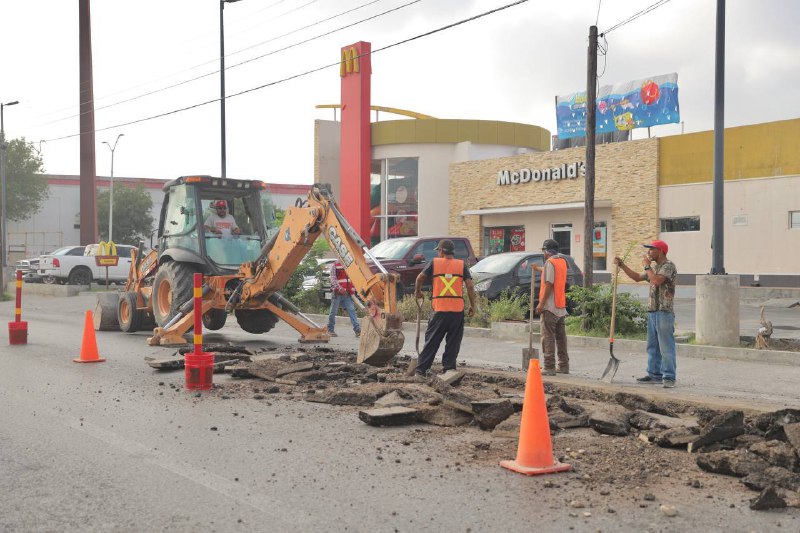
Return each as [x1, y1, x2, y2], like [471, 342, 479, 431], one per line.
[236, 184, 405, 365]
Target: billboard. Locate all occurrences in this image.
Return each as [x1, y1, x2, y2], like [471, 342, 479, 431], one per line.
[556, 73, 679, 139]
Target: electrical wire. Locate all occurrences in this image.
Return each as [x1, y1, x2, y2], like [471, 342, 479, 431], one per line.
[42, 0, 529, 143]
[35, 0, 327, 121]
[600, 0, 672, 36]
[595, 0, 602, 26]
[34, 0, 400, 128]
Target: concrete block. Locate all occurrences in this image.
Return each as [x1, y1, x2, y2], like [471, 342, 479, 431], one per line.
[440, 370, 465, 386]
[696, 274, 740, 347]
[358, 406, 419, 427]
[475, 400, 515, 430]
[276, 361, 314, 377]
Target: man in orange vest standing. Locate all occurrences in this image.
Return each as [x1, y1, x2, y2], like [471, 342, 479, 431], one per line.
[327, 261, 361, 337]
[534, 239, 570, 376]
[414, 239, 477, 376]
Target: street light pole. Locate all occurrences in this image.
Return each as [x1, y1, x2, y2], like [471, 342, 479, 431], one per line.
[220, 0, 242, 180]
[1, 100, 20, 279]
[102, 133, 124, 243]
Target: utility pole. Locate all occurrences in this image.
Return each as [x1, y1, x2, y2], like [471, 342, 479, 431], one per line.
[711, 0, 726, 275]
[79, 0, 98, 245]
[583, 25, 598, 288]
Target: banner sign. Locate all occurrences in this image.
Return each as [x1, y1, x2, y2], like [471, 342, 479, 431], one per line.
[592, 226, 607, 257]
[509, 229, 525, 251]
[556, 73, 680, 139]
[488, 228, 505, 255]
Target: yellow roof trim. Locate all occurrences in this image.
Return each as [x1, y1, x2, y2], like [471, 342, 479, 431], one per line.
[316, 104, 436, 120]
[372, 119, 550, 151]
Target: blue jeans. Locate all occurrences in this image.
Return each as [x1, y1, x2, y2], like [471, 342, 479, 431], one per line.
[327, 294, 360, 334]
[646, 311, 676, 381]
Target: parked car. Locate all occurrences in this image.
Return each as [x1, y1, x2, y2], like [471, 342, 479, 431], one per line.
[471, 251, 583, 312]
[37, 244, 136, 285]
[29, 246, 86, 284]
[319, 236, 479, 302]
[15, 256, 45, 283]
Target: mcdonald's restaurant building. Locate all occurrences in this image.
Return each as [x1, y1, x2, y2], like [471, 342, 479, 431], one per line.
[317, 116, 800, 286]
[449, 118, 800, 286]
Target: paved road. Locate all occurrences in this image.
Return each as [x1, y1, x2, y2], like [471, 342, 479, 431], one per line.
[1, 293, 797, 532]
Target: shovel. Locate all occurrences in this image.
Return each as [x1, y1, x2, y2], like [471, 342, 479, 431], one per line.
[522, 275, 538, 369]
[404, 297, 424, 376]
[600, 263, 621, 382]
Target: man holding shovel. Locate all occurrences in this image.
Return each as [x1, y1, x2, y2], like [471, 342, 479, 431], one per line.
[614, 240, 678, 388]
[534, 239, 570, 376]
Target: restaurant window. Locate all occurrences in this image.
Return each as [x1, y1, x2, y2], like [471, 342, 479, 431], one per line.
[660, 216, 700, 232]
[483, 226, 525, 256]
[370, 157, 419, 246]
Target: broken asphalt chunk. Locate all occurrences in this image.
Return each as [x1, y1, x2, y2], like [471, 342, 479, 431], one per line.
[358, 407, 420, 427]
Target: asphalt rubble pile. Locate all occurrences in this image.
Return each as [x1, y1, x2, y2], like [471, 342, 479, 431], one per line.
[147, 344, 800, 511]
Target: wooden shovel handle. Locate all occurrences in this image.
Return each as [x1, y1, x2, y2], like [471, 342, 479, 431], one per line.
[610, 264, 620, 342]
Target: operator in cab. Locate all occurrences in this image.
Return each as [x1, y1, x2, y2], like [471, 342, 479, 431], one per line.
[204, 200, 241, 237]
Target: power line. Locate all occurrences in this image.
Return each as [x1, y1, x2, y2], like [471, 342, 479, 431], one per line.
[600, 0, 672, 36]
[43, 0, 529, 143]
[595, 0, 602, 26]
[36, 0, 399, 128]
[34, 0, 330, 122]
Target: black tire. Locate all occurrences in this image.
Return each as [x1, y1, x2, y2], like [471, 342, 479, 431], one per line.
[202, 309, 227, 330]
[68, 267, 92, 285]
[152, 262, 198, 328]
[235, 309, 278, 334]
[42, 275, 59, 285]
[118, 291, 143, 333]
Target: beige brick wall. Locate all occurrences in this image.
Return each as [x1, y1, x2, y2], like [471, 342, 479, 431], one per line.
[449, 138, 659, 270]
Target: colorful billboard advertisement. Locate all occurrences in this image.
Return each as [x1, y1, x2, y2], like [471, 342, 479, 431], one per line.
[556, 73, 679, 139]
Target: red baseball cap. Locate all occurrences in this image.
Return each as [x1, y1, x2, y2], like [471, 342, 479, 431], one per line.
[643, 240, 668, 255]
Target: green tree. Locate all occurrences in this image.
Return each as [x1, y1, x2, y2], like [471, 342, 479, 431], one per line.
[3, 138, 49, 220]
[97, 184, 155, 245]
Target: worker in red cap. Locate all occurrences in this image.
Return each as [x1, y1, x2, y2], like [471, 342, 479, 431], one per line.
[204, 200, 241, 237]
[614, 239, 678, 388]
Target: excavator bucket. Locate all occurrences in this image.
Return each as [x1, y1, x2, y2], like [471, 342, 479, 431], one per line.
[357, 311, 405, 366]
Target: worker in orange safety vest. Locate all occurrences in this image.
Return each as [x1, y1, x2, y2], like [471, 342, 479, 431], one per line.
[414, 239, 477, 376]
[533, 238, 570, 376]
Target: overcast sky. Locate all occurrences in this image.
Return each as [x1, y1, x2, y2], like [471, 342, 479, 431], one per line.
[1, 0, 798, 184]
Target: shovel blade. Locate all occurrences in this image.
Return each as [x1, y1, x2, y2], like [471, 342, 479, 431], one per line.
[522, 347, 538, 370]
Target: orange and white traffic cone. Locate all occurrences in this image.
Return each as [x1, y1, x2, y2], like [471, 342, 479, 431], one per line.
[73, 310, 106, 363]
[500, 359, 571, 476]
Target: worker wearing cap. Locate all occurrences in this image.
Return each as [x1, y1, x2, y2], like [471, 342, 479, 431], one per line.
[414, 239, 477, 376]
[534, 238, 570, 376]
[614, 240, 678, 388]
[204, 200, 241, 237]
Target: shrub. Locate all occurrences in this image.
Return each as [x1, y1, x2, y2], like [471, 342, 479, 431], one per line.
[566, 284, 647, 337]
[396, 292, 491, 329]
[488, 290, 528, 323]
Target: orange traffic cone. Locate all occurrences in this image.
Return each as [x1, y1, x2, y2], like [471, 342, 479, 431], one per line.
[500, 359, 571, 476]
[73, 310, 106, 363]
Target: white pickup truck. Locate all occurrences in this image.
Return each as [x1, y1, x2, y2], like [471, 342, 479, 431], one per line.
[37, 244, 135, 285]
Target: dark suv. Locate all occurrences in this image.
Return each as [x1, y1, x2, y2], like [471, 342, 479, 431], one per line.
[320, 236, 478, 301]
[470, 251, 583, 312]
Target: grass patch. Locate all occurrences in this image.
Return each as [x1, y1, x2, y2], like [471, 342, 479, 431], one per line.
[565, 316, 648, 340]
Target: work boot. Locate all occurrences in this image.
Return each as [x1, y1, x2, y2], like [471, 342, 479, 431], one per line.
[327, 330, 338, 337]
[354, 330, 361, 337]
[541, 367, 556, 376]
[556, 364, 569, 375]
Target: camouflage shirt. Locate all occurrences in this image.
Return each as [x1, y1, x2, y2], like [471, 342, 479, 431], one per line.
[647, 260, 677, 312]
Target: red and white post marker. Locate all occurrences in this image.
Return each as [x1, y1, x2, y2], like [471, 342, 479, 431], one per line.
[184, 273, 213, 390]
[8, 270, 28, 345]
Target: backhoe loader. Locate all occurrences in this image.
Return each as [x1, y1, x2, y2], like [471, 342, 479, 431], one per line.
[115, 176, 404, 365]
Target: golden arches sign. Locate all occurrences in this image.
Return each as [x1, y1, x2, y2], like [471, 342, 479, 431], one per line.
[340, 47, 359, 77]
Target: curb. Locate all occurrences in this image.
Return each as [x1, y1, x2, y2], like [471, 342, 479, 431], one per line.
[22, 283, 90, 297]
[312, 313, 800, 367]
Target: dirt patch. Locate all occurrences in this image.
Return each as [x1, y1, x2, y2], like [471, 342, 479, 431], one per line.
[154, 345, 800, 511]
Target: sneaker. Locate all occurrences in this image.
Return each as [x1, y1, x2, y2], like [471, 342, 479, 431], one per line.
[327, 331, 338, 337]
[354, 330, 361, 337]
[556, 366, 570, 374]
[662, 379, 676, 388]
[541, 367, 556, 376]
[636, 375, 662, 384]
